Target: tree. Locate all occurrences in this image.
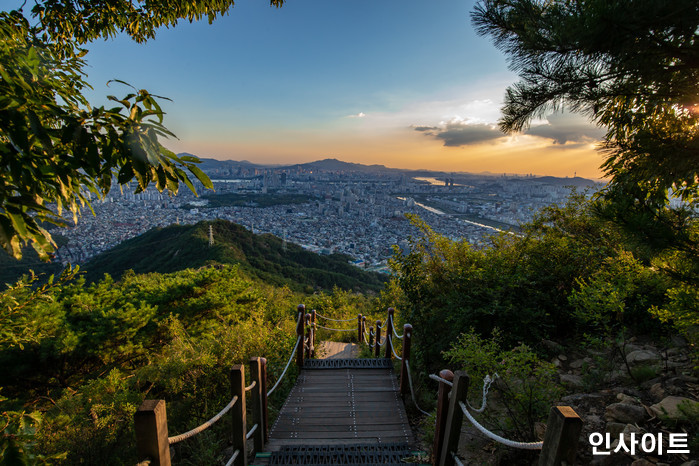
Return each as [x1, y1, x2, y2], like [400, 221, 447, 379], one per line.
[0, 1, 284, 260]
[472, 0, 699, 206]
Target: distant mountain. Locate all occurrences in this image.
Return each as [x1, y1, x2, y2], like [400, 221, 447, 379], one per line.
[282, 158, 400, 174]
[82, 219, 387, 293]
[179, 153, 601, 186]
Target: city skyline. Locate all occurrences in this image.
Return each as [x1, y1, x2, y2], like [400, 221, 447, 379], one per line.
[81, 0, 607, 179]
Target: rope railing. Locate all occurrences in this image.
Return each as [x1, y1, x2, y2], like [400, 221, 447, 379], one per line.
[468, 374, 497, 413]
[168, 395, 239, 445]
[451, 451, 465, 466]
[389, 338, 402, 360]
[316, 324, 355, 332]
[224, 449, 240, 466]
[245, 423, 258, 440]
[429, 373, 453, 386]
[459, 401, 543, 450]
[315, 312, 356, 322]
[267, 335, 301, 397]
[388, 315, 404, 339]
[245, 380, 257, 392]
[404, 360, 430, 416]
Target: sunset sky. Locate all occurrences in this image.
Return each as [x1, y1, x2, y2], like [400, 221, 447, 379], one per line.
[83, 0, 607, 178]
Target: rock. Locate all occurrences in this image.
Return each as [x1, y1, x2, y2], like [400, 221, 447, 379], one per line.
[570, 358, 586, 369]
[605, 422, 626, 437]
[616, 393, 638, 404]
[626, 349, 661, 366]
[622, 423, 644, 435]
[585, 414, 604, 430]
[559, 373, 584, 388]
[542, 339, 564, 353]
[604, 402, 647, 424]
[649, 382, 665, 401]
[558, 354, 568, 361]
[552, 358, 562, 368]
[631, 460, 655, 466]
[680, 461, 699, 466]
[650, 396, 699, 421]
[561, 392, 604, 407]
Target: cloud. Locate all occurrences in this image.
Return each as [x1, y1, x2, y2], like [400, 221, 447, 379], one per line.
[524, 112, 605, 145]
[413, 118, 504, 146]
[347, 112, 366, 118]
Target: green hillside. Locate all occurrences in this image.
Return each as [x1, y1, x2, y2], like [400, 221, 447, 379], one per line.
[82, 219, 387, 292]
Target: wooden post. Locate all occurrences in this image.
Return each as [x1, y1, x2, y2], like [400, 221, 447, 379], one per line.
[369, 326, 374, 347]
[357, 314, 363, 343]
[249, 357, 265, 454]
[384, 308, 394, 359]
[296, 304, 305, 368]
[230, 365, 247, 466]
[438, 371, 469, 466]
[259, 357, 269, 442]
[310, 309, 316, 358]
[134, 400, 171, 466]
[374, 320, 382, 357]
[538, 406, 583, 466]
[432, 370, 453, 466]
[399, 324, 413, 397]
[304, 313, 312, 359]
[361, 316, 367, 345]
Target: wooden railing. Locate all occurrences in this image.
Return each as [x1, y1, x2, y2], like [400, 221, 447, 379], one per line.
[431, 370, 583, 466]
[134, 359, 268, 466]
[134, 305, 583, 466]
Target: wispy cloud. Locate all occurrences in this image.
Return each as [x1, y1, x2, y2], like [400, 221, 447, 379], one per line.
[347, 112, 366, 118]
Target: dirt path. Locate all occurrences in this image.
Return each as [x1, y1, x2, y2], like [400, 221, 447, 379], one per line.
[317, 340, 359, 359]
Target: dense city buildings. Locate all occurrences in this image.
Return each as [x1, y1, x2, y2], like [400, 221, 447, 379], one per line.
[54, 159, 600, 272]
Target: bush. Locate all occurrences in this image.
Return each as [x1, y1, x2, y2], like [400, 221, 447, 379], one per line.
[444, 329, 563, 442]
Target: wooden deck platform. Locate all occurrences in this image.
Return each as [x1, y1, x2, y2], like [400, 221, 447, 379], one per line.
[265, 363, 414, 450]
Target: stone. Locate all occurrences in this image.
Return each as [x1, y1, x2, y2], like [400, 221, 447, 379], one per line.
[616, 393, 638, 404]
[680, 461, 699, 466]
[559, 373, 584, 388]
[630, 460, 655, 466]
[570, 358, 586, 369]
[558, 354, 568, 361]
[626, 350, 661, 366]
[604, 402, 647, 424]
[649, 382, 665, 401]
[604, 422, 626, 437]
[650, 396, 699, 421]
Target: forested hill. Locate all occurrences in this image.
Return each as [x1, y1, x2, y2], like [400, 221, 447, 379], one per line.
[83, 219, 387, 292]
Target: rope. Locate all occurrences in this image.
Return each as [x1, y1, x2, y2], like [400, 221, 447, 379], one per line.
[452, 451, 465, 466]
[468, 374, 498, 413]
[315, 312, 356, 322]
[363, 331, 370, 345]
[224, 450, 240, 466]
[459, 401, 543, 450]
[390, 339, 402, 360]
[245, 380, 257, 392]
[377, 336, 387, 346]
[376, 321, 385, 329]
[429, 374, 453, 387]
[246, 423, 258, 440]
[405, 360, 430, 416]
[267, 336, 301, 397]
[168, 396, 239, 444]
[389, 315, 404, 339]
[316, 324, 355, 332]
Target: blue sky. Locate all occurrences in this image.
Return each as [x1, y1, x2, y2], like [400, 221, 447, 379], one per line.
[81, 0, 605, 177]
